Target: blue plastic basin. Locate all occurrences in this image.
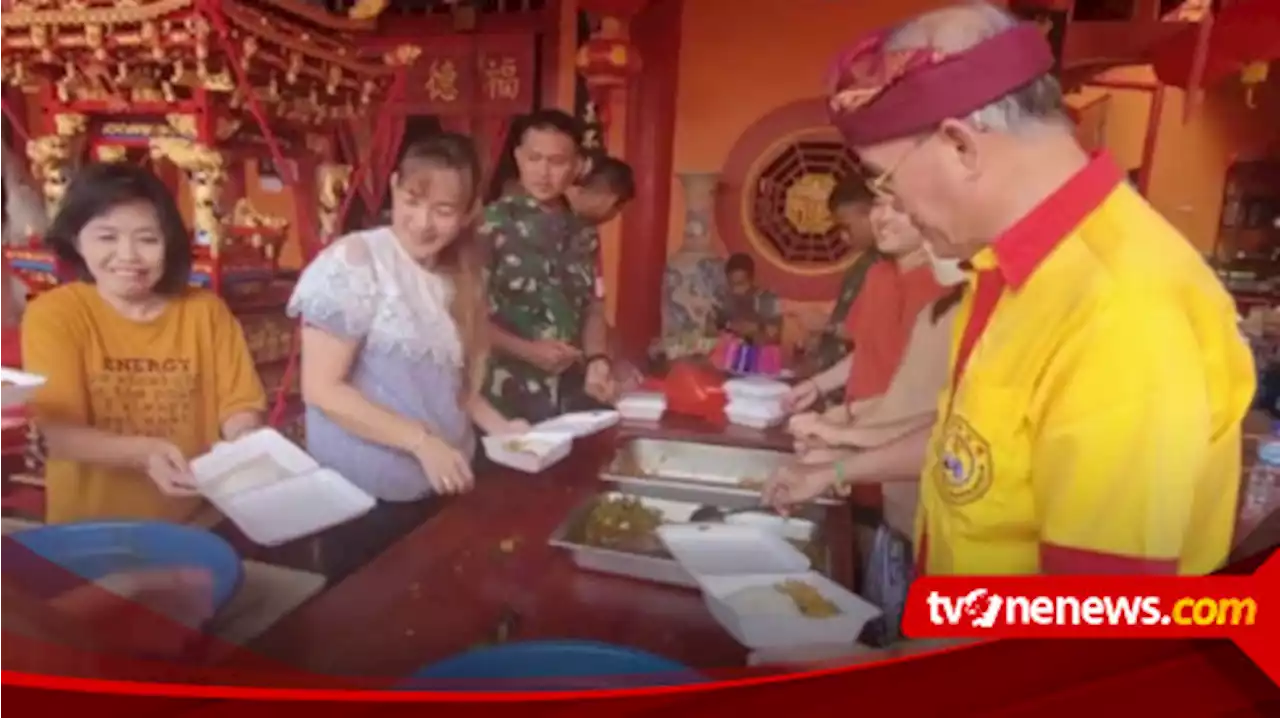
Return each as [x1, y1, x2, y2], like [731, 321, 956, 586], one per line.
[8, 521, 244, 611]
[403, 640, 706, 691]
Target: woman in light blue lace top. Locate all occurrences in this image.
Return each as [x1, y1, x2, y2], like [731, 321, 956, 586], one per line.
[287, 134, 528, 501]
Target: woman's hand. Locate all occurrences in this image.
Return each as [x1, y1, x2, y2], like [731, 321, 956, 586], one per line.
[787, 411, 822, 437]
[789, 412, 843, 447]
[412, 433, 474, 495]
[793, 432, 841, 463]
[584, 358, 619, 404]
[491, 419, 532, 436]
[783, 380, 821, 414]
[761, 461, 836, 513]
[136, 439, 199, 497]
[526, 339, 581, 374]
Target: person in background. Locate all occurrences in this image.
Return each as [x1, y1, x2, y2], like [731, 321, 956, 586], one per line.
[482, 110, 619, 423]
[292, 134, 528, 501]
[714, 253, 782, 345]
[804, 176, 882, 376]
[21, 163, 265, 524]
[784, 201, 947, 429]
[563, 154, 645, 402]
[772, 1, 1253, 577]
[565, 154, 636, 228]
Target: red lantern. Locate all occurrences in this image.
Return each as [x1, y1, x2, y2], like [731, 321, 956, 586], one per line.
[575, 32, 641, 89]
[575, 17, 643, 128]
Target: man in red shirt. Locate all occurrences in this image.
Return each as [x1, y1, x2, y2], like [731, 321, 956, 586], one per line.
[783, 200, 947, 420]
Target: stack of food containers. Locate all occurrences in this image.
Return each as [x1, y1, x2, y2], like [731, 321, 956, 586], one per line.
[722, 377, 789, 429]
[656, 523, 881, 650]
[617, 391, 668, 422]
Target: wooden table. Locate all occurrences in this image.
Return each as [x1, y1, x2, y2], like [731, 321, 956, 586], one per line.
[243, 418, 815, 677]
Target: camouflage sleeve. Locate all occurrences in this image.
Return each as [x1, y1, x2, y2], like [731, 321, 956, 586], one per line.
[570, 226, 602, 302]
[478, 209, 511, 318]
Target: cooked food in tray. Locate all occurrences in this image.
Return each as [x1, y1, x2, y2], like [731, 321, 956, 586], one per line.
[776, 579, 841, 618]
[724, 580, 842, 619]
[579, 495, 665, 554]
[502, 438, 545, 456]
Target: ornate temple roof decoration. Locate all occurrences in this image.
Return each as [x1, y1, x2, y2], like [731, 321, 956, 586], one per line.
[0, 0, 400, 126]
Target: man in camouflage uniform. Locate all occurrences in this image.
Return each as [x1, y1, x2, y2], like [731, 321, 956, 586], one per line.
[806, 176, 882, 392]
[481, 111, 616, 423]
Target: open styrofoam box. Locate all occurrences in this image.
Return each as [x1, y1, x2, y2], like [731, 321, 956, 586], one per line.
[617, 391, 667, 422]
[656, 523, 810, 578]
[481, 431, 575, 473]
[702, 572, 883, 649]
[724, 511, 815, 543]
[723, 377, 790, 403]
[189, 428, 375, 547]
[1, 367, 47, 410]
[656, 523, 881, 650]
[532, 409, 621, 438]
[725, 398, 787, 429]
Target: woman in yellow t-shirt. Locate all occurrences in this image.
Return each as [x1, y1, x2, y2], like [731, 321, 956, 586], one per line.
[21, 163, 266, 524]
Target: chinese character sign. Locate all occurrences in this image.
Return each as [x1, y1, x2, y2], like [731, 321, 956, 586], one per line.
[475, 41, 533, 113]
[482, 57, 520, 102]
[400, 37, 534, 116]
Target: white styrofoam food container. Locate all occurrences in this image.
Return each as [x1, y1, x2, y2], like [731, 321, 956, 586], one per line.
[616, 391, 667, 422]
[1, 367, 47, 410]
[724, 511, 816, 543]
[190, 428, 375, 547]
[656, 523, 810, 579]
[725, 398, 787, 429]
[482, 431, 575, 473]
[532, 409, 621, 438]
[723, 377, 790, 403]
[702, 571, 883, 650]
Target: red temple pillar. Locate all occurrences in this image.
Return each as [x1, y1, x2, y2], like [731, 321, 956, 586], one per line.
[617, 0, 682, 360]
[577, 0, 686, 360]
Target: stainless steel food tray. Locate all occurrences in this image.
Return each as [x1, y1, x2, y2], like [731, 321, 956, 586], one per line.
[600, 437, 842, 506]
[549, 482, 830, 589]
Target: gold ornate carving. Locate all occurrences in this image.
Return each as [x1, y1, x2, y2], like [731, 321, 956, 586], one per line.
[95, 144, 128, 162]
[26, 135, 71, 218]
[148, 137, 226, 256]
[317, 162, 353, 244]
[230, 197, 288, 232]
[0, 0, 195, 28]
[348, 0, 389, 22]
[165, 113, 198, 139]
[216, 118, 242, 141]
[783, 173, 838, 235]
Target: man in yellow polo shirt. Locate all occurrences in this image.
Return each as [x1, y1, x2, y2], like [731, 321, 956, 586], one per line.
[765, 2, 1254, 576]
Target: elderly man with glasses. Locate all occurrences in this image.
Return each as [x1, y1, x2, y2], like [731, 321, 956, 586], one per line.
[765, 1, 1253, 582]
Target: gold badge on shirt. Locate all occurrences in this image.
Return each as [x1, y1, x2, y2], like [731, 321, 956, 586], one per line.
[933, 414, 993, 505]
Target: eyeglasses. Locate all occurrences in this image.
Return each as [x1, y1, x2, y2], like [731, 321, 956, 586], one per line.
[865, 132, 936, 199]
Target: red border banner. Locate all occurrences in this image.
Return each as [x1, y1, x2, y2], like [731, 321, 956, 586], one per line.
[2, 549, 1277, 714]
